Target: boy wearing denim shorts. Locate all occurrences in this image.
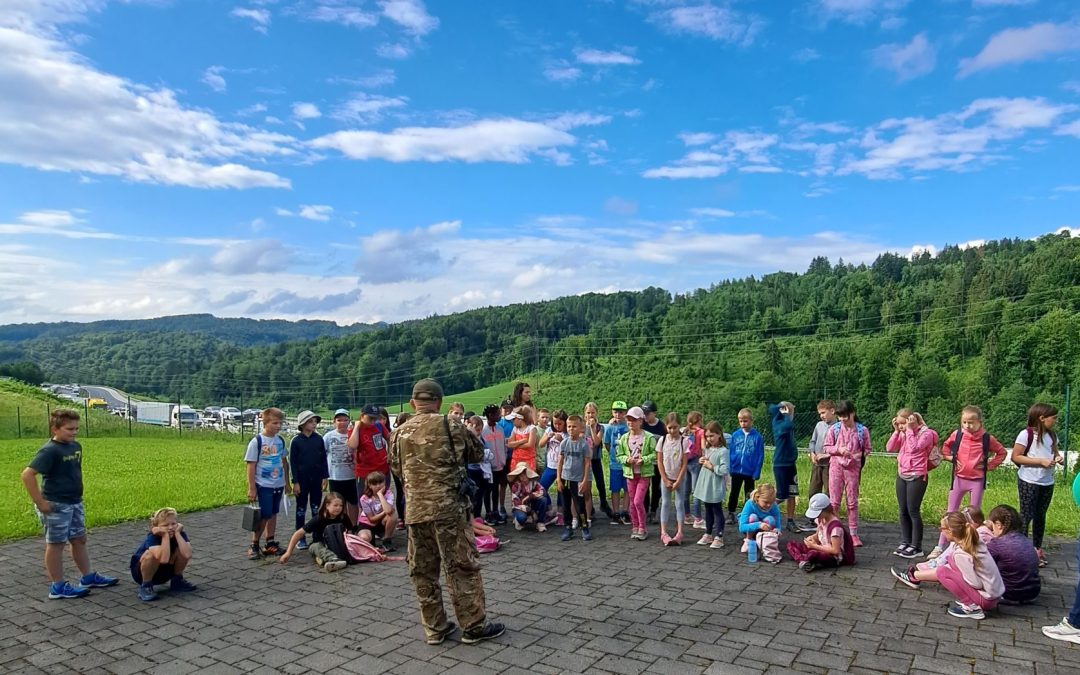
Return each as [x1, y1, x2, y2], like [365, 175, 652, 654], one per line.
[245, 407, 291, 559]
[21, 409, 118, 599]
[604, 401, 630, 525]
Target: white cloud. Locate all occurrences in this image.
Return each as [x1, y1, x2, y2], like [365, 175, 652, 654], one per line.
[356, 220, 460, 283]
[690, 208, 736, 218]
[376, 42, 412, 59]
[201, 65, 227, 92]
[645, 130, 778, 179]
[1063, 81, 1080, 96]
[739, 165, 782, 174]
[871, 32, 936, 81]
[1057, 119, 1080, 138]
[238, 103, 268, 116]
[1055, 185, 1080, 192]
[512, 264, 557, 289]
[547, 112, 612, 131]
[649, 4, 764, 45]
[574, 48, 640, 66]
[331, 93, 408, 124]
[543, 65, 582, 82]
[840, 97, 1076, 178]
[604, 196, 639, 217]
[792, 48, 820, 63]
[310, 119, 577, 164]
[379, 0, 439, 36]
[0, 26, 293, 189]
[300, 205, 333, 221]
[816, 0, 910, 24]
[230, 8, 271, 33]
[292, 102, 322, 120]
[307, 4, 378, 29]
[678, 132, 717, 146]
[332, 69, 397, 88]
[643, 165, 727, 179]
[959, 22, 1080, 78]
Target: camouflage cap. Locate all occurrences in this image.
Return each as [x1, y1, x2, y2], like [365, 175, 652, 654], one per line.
[411, 378, 444, 401]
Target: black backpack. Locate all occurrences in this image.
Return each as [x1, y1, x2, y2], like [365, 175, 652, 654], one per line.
[949, 430, 992, 489]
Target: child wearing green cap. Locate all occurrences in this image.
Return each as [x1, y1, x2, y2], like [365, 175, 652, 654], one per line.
[604, 401, 630, 525]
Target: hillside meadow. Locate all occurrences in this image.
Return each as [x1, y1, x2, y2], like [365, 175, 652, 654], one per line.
[2, 434, 1078, 544]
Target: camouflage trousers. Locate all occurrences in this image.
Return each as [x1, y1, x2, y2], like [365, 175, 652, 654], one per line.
[406, 507, 487, 639]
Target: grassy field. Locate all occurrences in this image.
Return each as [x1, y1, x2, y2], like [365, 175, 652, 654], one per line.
[2, 431, 1078, 543]
[1, 437, 246, 541]
[383, 379, 525, 415]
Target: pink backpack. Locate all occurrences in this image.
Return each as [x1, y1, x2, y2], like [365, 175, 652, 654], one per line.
[755, 530, 782, 564]
[475, 534, 501, 553]
[344, 532, 405, 562]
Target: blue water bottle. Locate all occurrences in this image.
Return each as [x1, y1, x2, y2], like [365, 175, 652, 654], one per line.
[748, 538, 758, 563]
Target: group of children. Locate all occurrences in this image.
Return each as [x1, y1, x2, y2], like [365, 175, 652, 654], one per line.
[18, 395, 1080, 639]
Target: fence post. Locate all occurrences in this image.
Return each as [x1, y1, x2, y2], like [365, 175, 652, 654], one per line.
[240, 390, 244, 437]
[84, 398, 90, 437]
[46, 403, 50, 431]
[17, 406, 21, 439]
[1063, 384, 1071, 476]
[177, 393, 182, 437]
[127, 396, 132, 437]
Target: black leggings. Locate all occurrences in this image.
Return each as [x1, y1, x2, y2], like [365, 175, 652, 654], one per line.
[703, 501, 725, 537]
[1018, 479, 1055, 549]
[468, 468, 492, 518]
[895, 475, 928, 550]
[393, 473, 405, 520]
[728, 473, 755, 514]
[590, 457, 610, 514]
[646, 468, 662, 514]
[561, 482, 586, 525]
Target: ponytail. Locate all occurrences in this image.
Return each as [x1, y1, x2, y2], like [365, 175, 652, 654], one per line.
[942, 511, 981, 571]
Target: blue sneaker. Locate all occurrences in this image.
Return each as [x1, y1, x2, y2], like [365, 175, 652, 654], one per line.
[560, 527, 573, 541]
[80, 571, 119, 588]
[581, 527, 593, 541]
[296, 538, 309, 551]
[169, 576, 197, 593]
[48, 581, 90, 599]
[137, 584, 159, 602]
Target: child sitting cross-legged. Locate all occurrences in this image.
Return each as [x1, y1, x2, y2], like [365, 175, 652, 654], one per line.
[787, 493, 854, 573]
[130, 507, 196, 602]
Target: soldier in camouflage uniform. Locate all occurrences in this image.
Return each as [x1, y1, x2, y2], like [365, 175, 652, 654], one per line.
[390, 378, 506, 646]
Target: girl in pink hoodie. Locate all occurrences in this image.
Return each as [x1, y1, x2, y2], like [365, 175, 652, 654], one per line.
[929, 406, 1007, 558]
[886, 409, 938, 559]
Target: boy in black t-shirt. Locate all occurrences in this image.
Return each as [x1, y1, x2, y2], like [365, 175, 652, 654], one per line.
[21, 409, 118, 599]
[130, 507, 196, 602]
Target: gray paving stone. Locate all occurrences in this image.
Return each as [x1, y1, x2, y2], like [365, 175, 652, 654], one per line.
[0, 510, 1078, 674]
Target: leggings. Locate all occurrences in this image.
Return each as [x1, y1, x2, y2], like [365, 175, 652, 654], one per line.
[589, 457, 611, 514]
[895, 475, 928, 551]
[703, 501, 725, 537]
[294, 478, 322, 532]
[684, 461, 702, 519]
[627, 476, 649, 530]
[659, 480, 686, 530]
[938, 476, 985, 549]
[561, 481, 586, 525]
[467, 468, 486, 518]
[728, 473, 755, 514]
[646, 469, 662, 514]
[1018, 479, 1055, 549]
[937, 555, 999, 611]
[829, 463, 862, 536]
[393, 473, 405, 520]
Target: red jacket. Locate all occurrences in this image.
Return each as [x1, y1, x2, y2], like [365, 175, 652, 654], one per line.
[354, 422, 391, 479]
[942, 428, 1006, 481]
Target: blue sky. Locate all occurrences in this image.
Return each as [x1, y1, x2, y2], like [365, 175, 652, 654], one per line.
[1, 0, 1079, 324]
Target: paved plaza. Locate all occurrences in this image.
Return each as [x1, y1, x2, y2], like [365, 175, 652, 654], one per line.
[0, 507, 1078, 674]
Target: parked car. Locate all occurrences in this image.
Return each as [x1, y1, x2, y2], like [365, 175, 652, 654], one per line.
[242, 408, 261, 422]
[219, 407, 241, 421]
[203, 405, 221, 416]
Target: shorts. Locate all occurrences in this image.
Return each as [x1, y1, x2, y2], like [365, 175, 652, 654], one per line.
[256, 485, 284, 517]
[773, 465, 799, 500]
[37, 501, 86, 544]
[356, 520, 387, 538]
[130, 556, 174, 586]
[328, 479, 359, 505]
[492, 468, 508, 487]
[609, 467, 627, 494]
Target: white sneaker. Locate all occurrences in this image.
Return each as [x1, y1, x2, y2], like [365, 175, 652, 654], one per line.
[926, 546, 943, 560]
[710, 537, 724, 549]
[740, 539, 749, 554]
[696, 534, 713, 546]
[537, 522, 547, 533]
[514, 521, 523, 531]
[1042, 618, 1080, 645]
[571, 517, 579, 530]
[325, 560, 347, 573]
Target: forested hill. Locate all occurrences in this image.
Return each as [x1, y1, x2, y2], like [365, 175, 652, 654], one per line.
[4, 234, 1080, 443]
[0, 314, 380, 345]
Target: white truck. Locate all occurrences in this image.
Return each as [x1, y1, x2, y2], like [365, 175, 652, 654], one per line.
[171, 405, 200, 429]
[136, 402, 172, 426]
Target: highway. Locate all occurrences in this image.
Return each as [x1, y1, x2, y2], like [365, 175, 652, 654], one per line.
[80, 385, 136, 408]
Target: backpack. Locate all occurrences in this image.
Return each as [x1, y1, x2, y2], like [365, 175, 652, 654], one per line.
[949, 430, 992, 488]
[916, 427, 942, 470]
[475, 534, 501, 553]
[826, 519, 857, 567]
[344, 531, 404, 562]
[830, 422, 868, 469]
[755, 530, 782, 564]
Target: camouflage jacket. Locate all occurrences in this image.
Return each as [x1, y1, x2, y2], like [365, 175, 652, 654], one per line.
[389, 412, 483, 524]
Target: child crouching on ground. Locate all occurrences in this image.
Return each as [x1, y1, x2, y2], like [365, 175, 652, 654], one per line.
[986, 504, 1041, 604]
[358, 471, 398, 552]
[787, 493, 854, 572]
[891, 510, 1005, 620]
[130, 507, 196, 602]
[509, 462, 549, 532]
[739, 483, 781, 553]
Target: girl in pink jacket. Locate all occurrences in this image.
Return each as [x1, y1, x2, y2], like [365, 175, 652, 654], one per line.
[929, 406, 1007, 558]
[886, 409, 938, 559]
[824, 400, 872, 547]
